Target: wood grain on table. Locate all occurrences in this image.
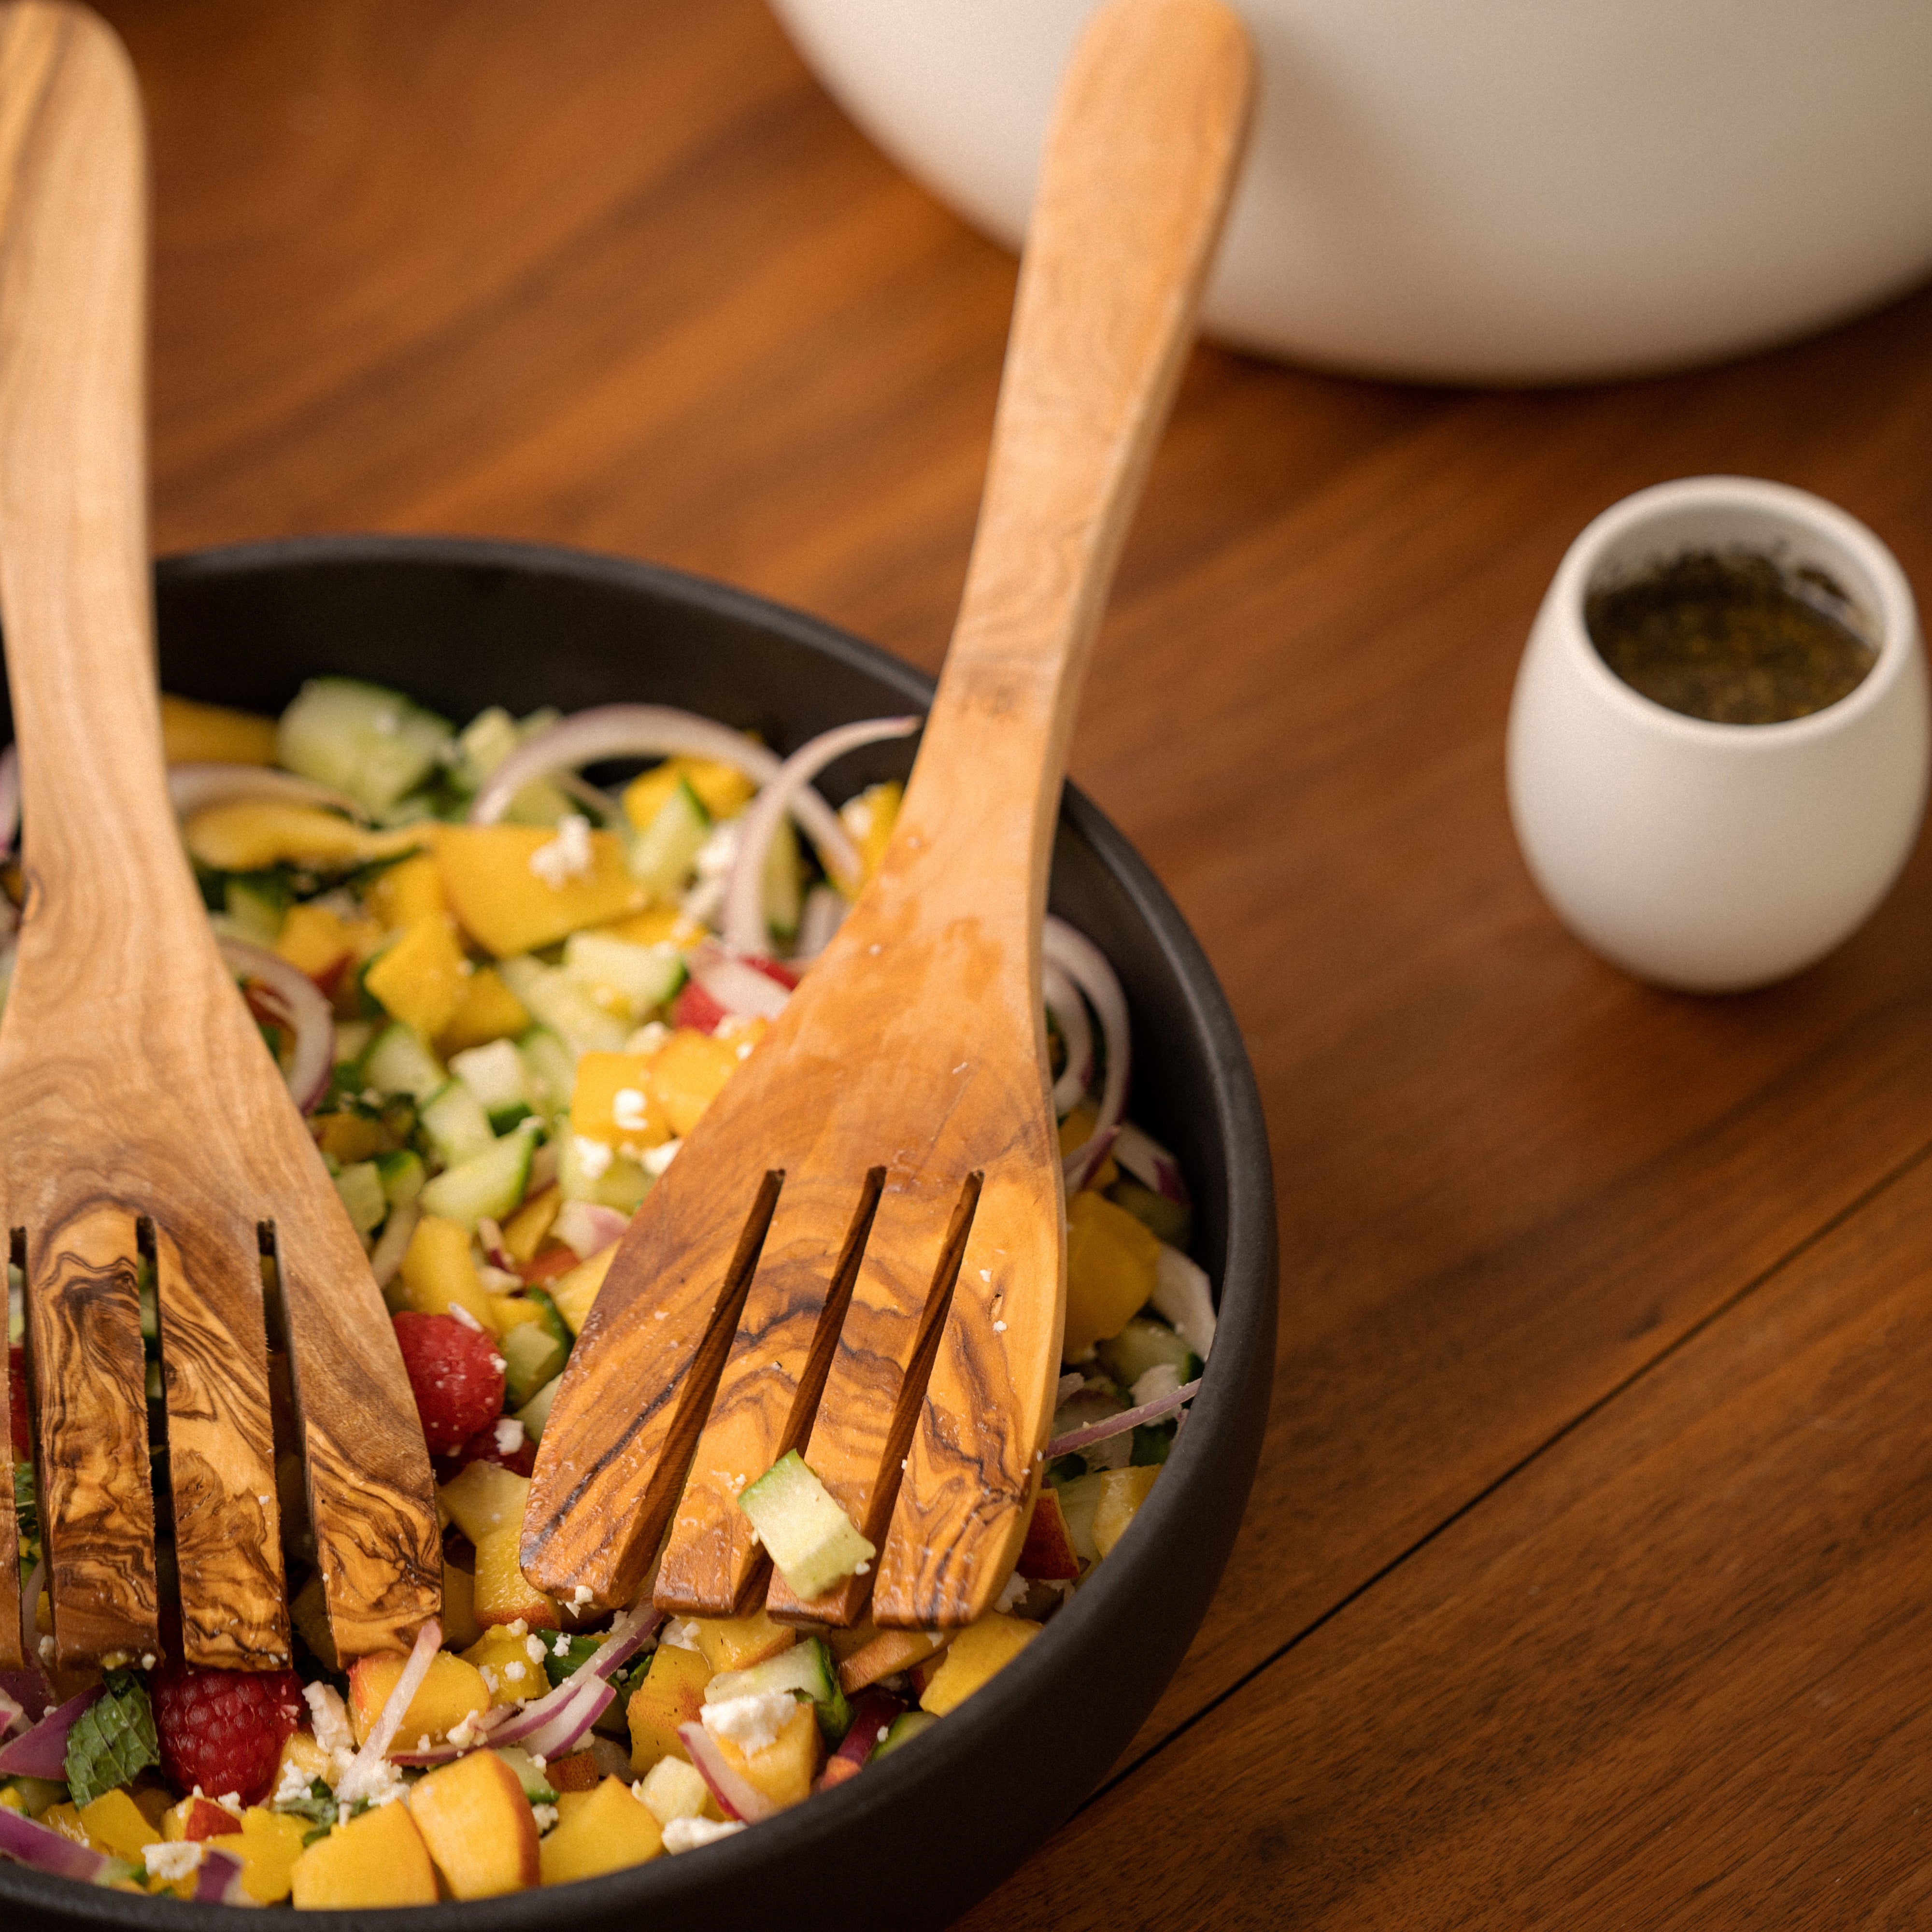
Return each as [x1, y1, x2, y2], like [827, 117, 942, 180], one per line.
[95, 0, 1932, 1920]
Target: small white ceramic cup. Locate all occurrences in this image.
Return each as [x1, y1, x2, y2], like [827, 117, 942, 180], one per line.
[1506, 476, 1928, 993]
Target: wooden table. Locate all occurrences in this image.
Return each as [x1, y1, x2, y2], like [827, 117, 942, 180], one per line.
[99, 2, 1932, 1922]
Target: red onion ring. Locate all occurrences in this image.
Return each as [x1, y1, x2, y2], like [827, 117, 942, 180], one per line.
[168, 763, 363, 821]
[0, 1803, 126, 1883]
[1046, 1377, 1199, 1456]
[1043, 918, 1130, 1192]
[793, 884, 847, 965]
[465, 704, 860, 884]
[1113, 1121, 1191, 1208]
[0, 1668, 49, 1730]
[193, 1847, 256, 1905]
[335, 1618, 441, 1801]
[1042, 957, 1094, 1116]
[551, 1199, 628, 1261]
[0, 1684, 102, 1778]
[0, 1680, 20, 1740]
[678, 1719, 777, 1823]
[216, 938, 336, 1113]
[684, 941, 792, 1023]
[721, 716, 919, 953]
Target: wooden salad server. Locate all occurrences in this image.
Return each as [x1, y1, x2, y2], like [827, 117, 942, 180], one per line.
[524, 0, 1253, 1630]
[0, 0, 439, 1673]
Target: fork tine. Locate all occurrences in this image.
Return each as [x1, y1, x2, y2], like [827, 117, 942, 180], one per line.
[766, 1173, 980, 1627]
[149, 1219, 289, 1669]
[24, 1203, 160, 1669]
[655, 1168, 886, 1617]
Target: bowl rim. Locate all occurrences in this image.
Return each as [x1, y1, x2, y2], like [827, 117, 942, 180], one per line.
[0, 532, 1277, 1929]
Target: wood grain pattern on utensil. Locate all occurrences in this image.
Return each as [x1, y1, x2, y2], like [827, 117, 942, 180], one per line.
[0, 0, 438, 1667]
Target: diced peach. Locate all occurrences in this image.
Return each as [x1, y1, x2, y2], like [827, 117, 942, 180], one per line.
[571, 1051, 672, 1152]
[438, 963, 532, 1055]
[550, 1245, 618, 1335]
[441, 1558, 482, 1651]
[160, 693, 278, 765]
[1062, 1190, 1160, 1358]
[547, 1749, 601, 1792]
[224, 1808, 312, 1904]
[163, 1795, 242, 1843]
[289, 1798, 439, 1908]
[369, 852, 447, 929]
[690, 1608, 796, 1675]
[538, 1775, 664, 1885]
[434, 823, 645, 957]
[713, 1701, 819, 1811]
[365, 914, 472, 1040]
[627, 1644, 713, 1771]
[472, 1524, 562, 1629]
[272, 1728, 332, 1796]
[500, 1185, 562, 1264]
[400, 1213, 496, 1329]
[75, 1789, 159, 1863]
[647, 1028, 746, 1137]
[463, 1627, 549, 1706]
[1017, 1486, 1083, 1580]
[409, 1747, 539, 1899]
[918, 1613, 1041, 1716]
[552, 1788, 599, 1829]
[348, 1649, 493, 1748]
[439, 1460, 530, 1545]
[1091, 1463, 1160, 1557]
[837, 1625, 950, 1696]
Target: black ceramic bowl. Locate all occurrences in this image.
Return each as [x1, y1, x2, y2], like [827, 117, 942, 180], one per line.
[2, 535, 1274, 1932]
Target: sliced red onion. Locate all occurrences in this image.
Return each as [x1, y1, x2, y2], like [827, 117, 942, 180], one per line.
[476, 1216, 512, 1272]
[0, 1668, 48, 1728]
[0, 744, 16, 850]
[0, 1684, 102, 1778]
[1113, 1121, 1191, 1208]
[466, 705, 859, 884]
[168, 763, 363, 821]
[815, 1690, 903, 1793]
[217, 937, 335, 1113]
[1042, 957, 1094, 1115]
[685, 942, 791, 1022]
[0, 1803, 125, 1883]
[678, 1720, 777, 1824]
[1043, 919, 1130, 1192]
[335, 1618, 440, 1801]
[1151, 1244, 1216, 1358]
[0, 1681, 21, 1740]
[194, 1846, 257, 1905]
[552, 1199, 628, 1262]
[1056, 1371, 1086, 1406]
[1047, 1377, 1199, 1457]
[553, 770, 621, 824]
[793, 884, 847, 965]
[721, 716, 919, 953]
[1066, 1124, 1119, 1197]
[515, 1679, 614, 1760]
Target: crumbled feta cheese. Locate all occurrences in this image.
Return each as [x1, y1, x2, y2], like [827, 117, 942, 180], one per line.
[506, 1619, 530, 1639]
[532, 1803, 559, 1833]
[573, 1135, 614, 1180]
[480, 1665, 500, 1692]
[701, 1690, 796, 1757]
[995, 1570, 1029, 1613]
[571, 1585, 594, 1607]
[643, 1139, 681, 1176]
[495, 1416, 526, 1456]
[274, 1757, 315, 1806]
[416, 1736, 431, 1753]
[445, 1709, 486, 1751]
[692, 823, 739, 880]
[525, 1634, 549, 1665]
[216, 1792, 240, 1812]
[505, 1662, 527, 1684]
[529, 814, 595, 889]
[449, 1303, 484, 1333]
[554, 1634, 571, 1657]
[612, 1086, 651, 1134]
[305, 1682, 355, 1756]
[662, 1617, 701, 1652]
[145, 1841, 204, 1882]
[140, 1652, 156, 1670]
[664, 1816, 745, 1854]
[1130, 1363, 1183, 1408]
[877, 1726, 890, 1743]
[852, 1558, 871, 1575]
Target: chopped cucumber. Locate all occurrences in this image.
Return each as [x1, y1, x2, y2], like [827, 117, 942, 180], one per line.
[455, 707, 575, 825]
[524, 1286, 574, 1352]
[557, 1129, 651, 1211]
[500, 1321, 568, 1409]
[1105, 1177, 1193, 1250]
[376, 1148, 426, 1211]
[223, 875, 288, 946]
[491, 1747, 558, 1805]
[277, 677, 454, 816]
[517, 1025, 578, 1114]
[626, 775, 710, 897]
[333, 1161, 386, 1239]
[736, 1450, 876, 1602]
[543, 1634, 604, 1690]
[417, 1080, 496, 1168]
[706, 1635, 852, 1744]
[762, 814, 802, 943]
[873, 1709, 938, 1761]
[1096, 1316, 1198, 1392]
[497, 957, 627, 1057]
[451, 1037, 534, 1133]
[0, 1776, 66, 1818]
[418, 1121, 538, 1231]
[1048, 1470, 1106, 1565]
[515, 1373, 562, 1442]
[560, 932, 685, 1021]
[365, 1023, 446, 1100]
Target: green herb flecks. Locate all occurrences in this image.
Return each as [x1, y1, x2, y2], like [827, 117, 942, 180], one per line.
[64, 1671, 159, 1806]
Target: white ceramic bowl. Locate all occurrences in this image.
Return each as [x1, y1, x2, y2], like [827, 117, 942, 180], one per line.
[767, 0, 1932, 384]
[1506, 478, 1928, 994]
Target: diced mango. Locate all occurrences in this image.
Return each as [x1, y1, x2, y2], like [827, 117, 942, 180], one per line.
[623, 756, 754, 830]
[537, 1775, 664, 1885]
[275, 1730, 332, 1793]
[690, 1609, 796, 1675]
[1062, 1190, 1160, 1359]
[410, 1748, 538, 1898]
[288, 1798, 438, 1908]
[439, 1462, 530, 1545]
[463, 1627, 549, 1706]
[648, 1027, 745, 1137]
[76, 1790, 160, 1864]
[1091, 1463, 1160, 1556]
[183, 800, 419, 873]
[437, 964, 531, 1056]
[313, 1111, 385, 1165]
[369, 852, 446, 929]
[435, 823, 646, 957]
[40, 1802, 89, 1846]
[501, 1184, 562, 1264]
[441, 1559, 482, 1652]
[276, 901, 383, 982]
[365, 914, 472, 1040]
[400, 1213, 495, 1329]
[918, 1612, 1040, 1715]
[597, 906, 706, 949]
[838, 779, 902, 889]
[488, 1293, 547, 1337]
[713, 1700, 819, 1811]
[627, 1644, 713, 1770]
[550, 1245, 617, 1335]
[160, 693, 278, 766]
[224, 1808, 311, 1904]
[1057, 1103, 1119, 1191]
[472, 1524, 561, 1630]
[571, 1050, 672, 1152]
[347, 1650, 493, 1749]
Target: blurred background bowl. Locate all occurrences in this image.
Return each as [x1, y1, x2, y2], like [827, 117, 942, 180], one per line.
[768, 0, 1932, 385]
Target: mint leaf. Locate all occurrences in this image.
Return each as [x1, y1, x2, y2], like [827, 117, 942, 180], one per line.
[275, 1778, 339, 1826]
[542, 1634, 602, 1689]
[64, 1670, 159, 1805]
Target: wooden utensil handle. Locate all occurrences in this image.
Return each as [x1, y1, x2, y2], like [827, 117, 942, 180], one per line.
[898, 0, 1253, 911]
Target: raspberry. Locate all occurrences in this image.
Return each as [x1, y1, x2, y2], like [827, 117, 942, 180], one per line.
[150, 1662, 303, 1807]
[393, 1311, 505, 1456]
[437, 1417, 536, 1484]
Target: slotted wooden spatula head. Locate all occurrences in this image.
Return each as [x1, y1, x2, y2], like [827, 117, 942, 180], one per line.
[0, 0, 440, 1675]
[522, 0, 1254, 1631]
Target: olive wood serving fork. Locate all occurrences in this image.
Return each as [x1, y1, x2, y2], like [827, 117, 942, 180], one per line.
[0, 0, 438, 1675]
[522, 0, 1254, 1630]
